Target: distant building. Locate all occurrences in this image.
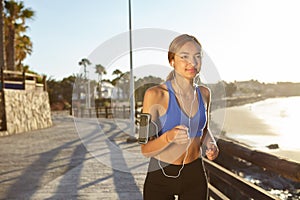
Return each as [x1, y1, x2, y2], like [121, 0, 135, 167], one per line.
[233, 80, 262, 97]
[72, 80, 126, 110]
[95, 81, 124, 99]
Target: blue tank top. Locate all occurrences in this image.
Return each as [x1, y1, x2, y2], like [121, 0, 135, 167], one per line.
[158, 81, 207, 138]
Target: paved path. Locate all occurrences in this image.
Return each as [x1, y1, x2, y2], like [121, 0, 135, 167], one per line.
[0, 114, 149, 200]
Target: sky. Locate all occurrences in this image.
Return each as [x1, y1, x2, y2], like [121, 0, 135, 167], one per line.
[22, 0, 300, 83]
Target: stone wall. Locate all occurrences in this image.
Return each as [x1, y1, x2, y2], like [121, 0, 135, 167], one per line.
[2, 89, 52, 136]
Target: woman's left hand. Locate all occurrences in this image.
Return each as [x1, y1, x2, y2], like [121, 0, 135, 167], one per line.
[205, 142, 219, 160]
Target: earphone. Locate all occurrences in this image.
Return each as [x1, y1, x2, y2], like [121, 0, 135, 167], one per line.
[155, 71, 197, 179]
[171, 61, 174, 67]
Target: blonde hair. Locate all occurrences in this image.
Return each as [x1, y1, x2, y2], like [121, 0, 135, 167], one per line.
[166, 34, 202, 81]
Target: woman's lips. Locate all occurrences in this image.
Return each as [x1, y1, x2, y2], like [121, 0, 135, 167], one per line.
[186, 68, 196, 73]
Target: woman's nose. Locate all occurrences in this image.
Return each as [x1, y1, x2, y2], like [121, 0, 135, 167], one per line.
[188, 57, 197, 66]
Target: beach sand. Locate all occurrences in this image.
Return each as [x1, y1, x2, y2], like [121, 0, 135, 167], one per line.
[211, 105, 277, 136]
[211, 105, 300, 163]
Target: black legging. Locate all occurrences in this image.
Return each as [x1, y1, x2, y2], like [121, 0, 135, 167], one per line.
[143, 157, 208, 200]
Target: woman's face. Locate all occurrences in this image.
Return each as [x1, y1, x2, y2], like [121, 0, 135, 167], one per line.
[173, 41, 202, 80]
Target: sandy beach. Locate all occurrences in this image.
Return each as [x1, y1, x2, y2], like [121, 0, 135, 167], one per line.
[211, 104, 300, 163]
[211, 105, 277, 135]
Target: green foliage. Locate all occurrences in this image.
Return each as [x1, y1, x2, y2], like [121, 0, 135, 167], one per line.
[47, 75, 75, 109]
[46, 66, 300, 111]
[3, 0, 35, 71]
[36, 76, 43, 83]
[95, 64, 106, 75]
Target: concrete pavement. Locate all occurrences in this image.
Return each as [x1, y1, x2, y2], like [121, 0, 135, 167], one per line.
[0, 114, 148, 200]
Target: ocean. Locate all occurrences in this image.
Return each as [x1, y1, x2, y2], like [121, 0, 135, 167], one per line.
[213, 96, 300, 163]
[248, 96, 300, 152]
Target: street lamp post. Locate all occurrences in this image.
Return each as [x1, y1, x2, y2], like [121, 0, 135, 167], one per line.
[127, 0, 137, 142]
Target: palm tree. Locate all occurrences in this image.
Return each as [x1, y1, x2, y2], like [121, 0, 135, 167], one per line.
[15, 34, 32, 70]
[78, 58, 91, 108]
[95, 64, 106, 99]
[112, 69, 122, 84]
[95, 64, 106, 82]
[0, 0, 5, 70]
[78, 58, 91, 80]
[72, 73, 84, 101]
[4, 0, 34, 71]
[112, 69, 123, 99]
[121, 71, 131, 99]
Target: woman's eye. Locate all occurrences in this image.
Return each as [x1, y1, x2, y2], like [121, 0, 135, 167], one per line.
[195, 55, 201, 59]
[181, 55, 189, 59]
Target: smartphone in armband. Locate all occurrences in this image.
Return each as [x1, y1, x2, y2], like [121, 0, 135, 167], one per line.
[138, 113, 151, 144]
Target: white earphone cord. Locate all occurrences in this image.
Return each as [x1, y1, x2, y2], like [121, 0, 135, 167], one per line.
[157, 71, 197, 178]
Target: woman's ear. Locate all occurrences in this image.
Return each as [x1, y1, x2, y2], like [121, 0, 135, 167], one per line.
[171, 61, 174, 67]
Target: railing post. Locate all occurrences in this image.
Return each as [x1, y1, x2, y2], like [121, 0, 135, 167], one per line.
[22, 71, 26, 90]
[43, 75, 47, 91]
[81, 107, 84, 118]
[105, 106, 108, 118]
[203, 158, 279, 200]
[95, 106, 99, 118]
[89, 108, 92, 118]
[0, 68, 3, 90]
[123, 105, 126, 118]
[114, 106, 117, 118]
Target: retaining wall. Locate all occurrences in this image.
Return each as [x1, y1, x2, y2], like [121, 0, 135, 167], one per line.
[1, 89, 52, 136]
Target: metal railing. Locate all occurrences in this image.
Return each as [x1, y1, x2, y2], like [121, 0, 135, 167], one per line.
[204, 158, 279, 200]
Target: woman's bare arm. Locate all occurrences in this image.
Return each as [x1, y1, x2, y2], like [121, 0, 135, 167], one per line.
[140, 86, 188, 157]
[200, 86, 219, 160]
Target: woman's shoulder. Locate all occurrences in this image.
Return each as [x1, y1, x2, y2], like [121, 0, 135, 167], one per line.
[197, 85, 211, 101]
[144, 83, 168, 100]
[142, 83, 168, 114]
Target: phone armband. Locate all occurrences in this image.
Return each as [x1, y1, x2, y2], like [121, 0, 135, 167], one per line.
[138, 113, 151, 144]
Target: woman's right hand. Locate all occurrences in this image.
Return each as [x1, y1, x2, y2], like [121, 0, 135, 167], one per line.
[166, 125, 190, 144]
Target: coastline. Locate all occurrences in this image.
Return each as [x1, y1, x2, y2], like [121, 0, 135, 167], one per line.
[210, 97, 300, 199]
[211, 97, 300, 164]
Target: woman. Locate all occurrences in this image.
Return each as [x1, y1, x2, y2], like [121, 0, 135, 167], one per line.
[140, 34, 219, 200]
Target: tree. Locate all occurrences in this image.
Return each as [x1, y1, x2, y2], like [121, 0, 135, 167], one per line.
[95, 64, 106, 78]
[15, 32, 32, 70]
[4, 0, 34, 71]
[95, 64, 106, 99]
[78, 58, 91, 79]
[61, 75, 76, 105]
[46, 76, 60, 105]
[112, 69, 123, 83]
[112, 69, 122, 75]
[78, 58, 91, 107]
[135, 75, 163, 102]
[0, 0, 5, 70]
[111, 69, 124, 99]
[72, 73, 85, 106]
[120, 71, 131, 99]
